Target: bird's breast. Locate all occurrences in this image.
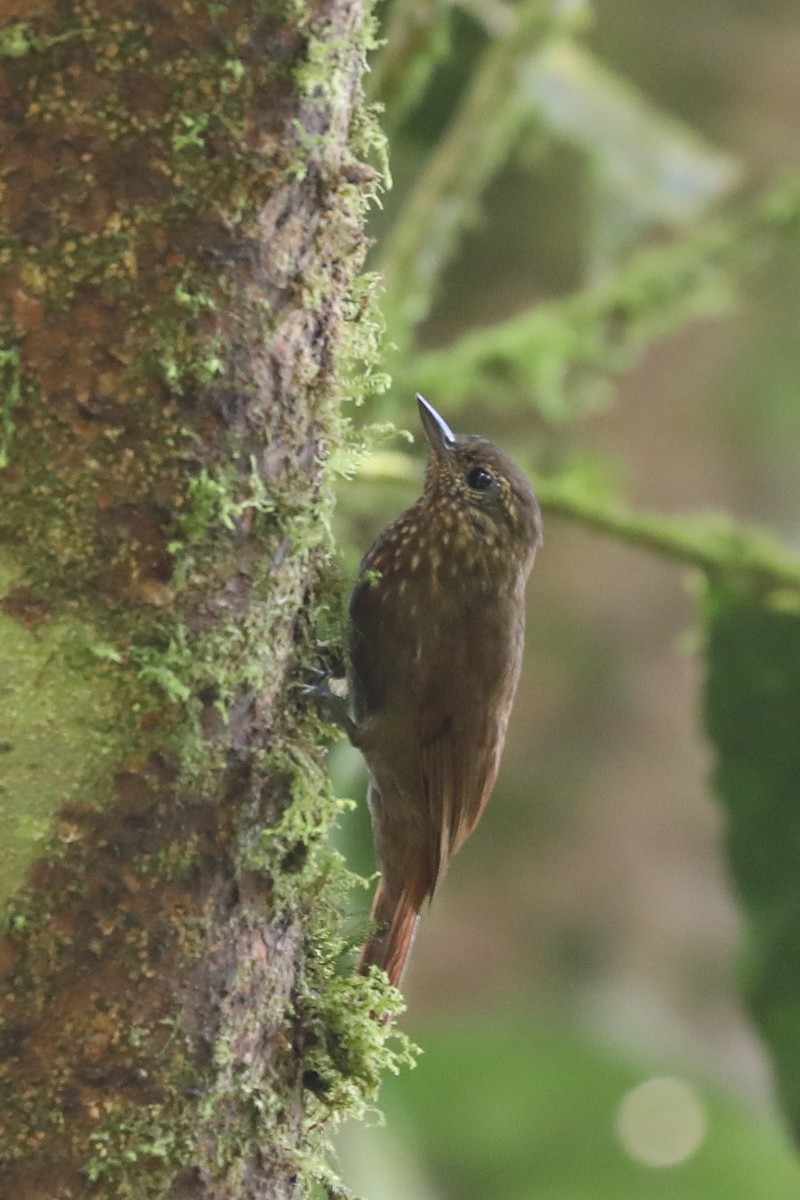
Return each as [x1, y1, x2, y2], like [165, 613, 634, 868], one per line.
[351, 558, 524, 718]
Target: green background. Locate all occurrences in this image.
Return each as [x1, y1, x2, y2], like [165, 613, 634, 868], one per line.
[328, 0, 800, 1194]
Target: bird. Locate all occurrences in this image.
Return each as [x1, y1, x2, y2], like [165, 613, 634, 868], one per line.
[348, 393, 542, 990]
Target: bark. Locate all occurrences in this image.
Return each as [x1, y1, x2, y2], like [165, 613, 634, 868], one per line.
[0, 2, 387, 1196]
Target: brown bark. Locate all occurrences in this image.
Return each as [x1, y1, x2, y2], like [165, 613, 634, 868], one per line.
[0, 1, 381, 1195]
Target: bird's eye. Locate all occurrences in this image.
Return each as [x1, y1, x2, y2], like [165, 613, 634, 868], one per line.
[467, 466, 495, 492]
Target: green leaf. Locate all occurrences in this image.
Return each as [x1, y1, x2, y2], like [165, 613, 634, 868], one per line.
[704, 582, 800, 1137]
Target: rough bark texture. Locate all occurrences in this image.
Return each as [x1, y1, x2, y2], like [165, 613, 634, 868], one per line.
[0, 2, 384, 1196]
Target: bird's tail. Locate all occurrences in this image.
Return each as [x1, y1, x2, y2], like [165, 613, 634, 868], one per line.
[357, 879, 421, 989]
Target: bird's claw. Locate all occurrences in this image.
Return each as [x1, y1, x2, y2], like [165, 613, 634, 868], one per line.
[302, 680, 359, 744]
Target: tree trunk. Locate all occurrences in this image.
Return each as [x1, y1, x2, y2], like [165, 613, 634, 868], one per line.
[0, 2, 383, 1196]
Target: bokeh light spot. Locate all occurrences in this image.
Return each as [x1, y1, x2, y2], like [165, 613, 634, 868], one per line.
[615, 1076, 707, 1167]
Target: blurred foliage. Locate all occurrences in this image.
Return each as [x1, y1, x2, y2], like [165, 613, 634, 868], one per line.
[705, 585, 800, 1142]
[339, 1022, 800, 1199]
[407, 178, 800, 420]
[336, 0, 800, 1192]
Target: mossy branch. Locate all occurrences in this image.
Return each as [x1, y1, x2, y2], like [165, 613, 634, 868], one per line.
[406, 174, 800, 418]
[537, 475, 800, 597]
[367, 0, 521, 132]
[378, 0, 577, 342]
[367, 0, 451, 134]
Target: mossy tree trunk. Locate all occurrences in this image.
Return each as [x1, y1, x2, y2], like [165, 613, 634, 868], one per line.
[0, 2, 381, 1196]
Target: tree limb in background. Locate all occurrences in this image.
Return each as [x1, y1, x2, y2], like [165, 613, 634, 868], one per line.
[367, 0, 453, 135]
[537, 477, 800, 597]
[377, 0, 575, 344]
[408, 176, 800, 418]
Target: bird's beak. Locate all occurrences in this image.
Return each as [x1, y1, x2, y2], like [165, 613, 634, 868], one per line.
[417, 393, 456, 455]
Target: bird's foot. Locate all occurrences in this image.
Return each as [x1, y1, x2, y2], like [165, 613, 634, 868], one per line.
[311, 639, 347, 680]
[302, 674, 359, 745]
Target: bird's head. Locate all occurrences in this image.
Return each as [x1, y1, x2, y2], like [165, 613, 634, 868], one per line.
[417, 393, 542, 567]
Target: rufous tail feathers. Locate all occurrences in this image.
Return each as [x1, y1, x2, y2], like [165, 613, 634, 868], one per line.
[357, 879, 421, 989]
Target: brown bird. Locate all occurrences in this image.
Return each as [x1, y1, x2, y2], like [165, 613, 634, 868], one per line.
[348, 394, 542, 989]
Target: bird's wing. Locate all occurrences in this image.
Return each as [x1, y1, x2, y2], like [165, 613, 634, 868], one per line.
[417, 602, 521, 891]
[418, 714, 499, 891]
[348, 569, 391, 720]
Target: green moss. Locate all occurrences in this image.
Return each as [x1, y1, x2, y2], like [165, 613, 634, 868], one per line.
[535, 474, 800, 598]
[0, 552, 130, 905]
[0, 341, 22, 469]
[174, 462, 278, 548]
[244, 742, 346, 888]
[130, 635, 195, 704]
[238, 748, 419, 1191]
[337, 273, 392, 407]
[0, 22, 34, 59]
[83, 1088, 194, 1195]
[26, 223, 141, 309]
[409, 174, 800, 418]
